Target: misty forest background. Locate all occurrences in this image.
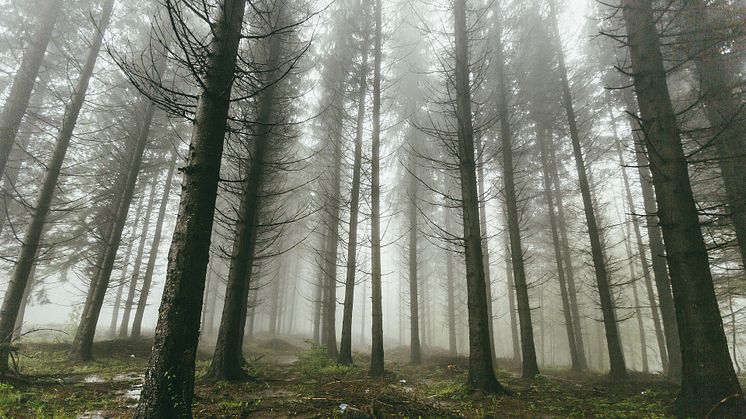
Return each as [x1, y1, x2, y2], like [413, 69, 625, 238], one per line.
[0, 0, 744, 417]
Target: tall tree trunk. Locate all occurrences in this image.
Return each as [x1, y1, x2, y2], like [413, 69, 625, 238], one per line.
[0, 0, 62, 180]
[207, 18, 284, 378]
[72, 95, 158, 360]
[621, 212, 650, 373]
[504, 237, 521, 363]
[611, 115, 667, 372]
[476, 135, 497, 364]
[313, 232, 325, 343]
[407, 152, 422, 365]
[453, 0, 505, 393]
[621, 0, 745, 415]
[536, 123, 581, 370]
[11, 265, 36, 341]
[547, 135, 587, 369]
[339, 26, 370, 364]
[134, 0, 247, 415]
[0, 0, 115, 370]
[0, 84, 48, 237]
[446, 206, 457, 356]
[131, 153, 178, 338]
[368, 0, 384, 377]
[494, 8, 539, 378]
[109, 192, 147, 337]
[623, 89, 681, 382]
[119, 174, 159, 337]
[200, 263, 214, 339]
[549, 0, 626, 380]
[680, 0, 746, 273]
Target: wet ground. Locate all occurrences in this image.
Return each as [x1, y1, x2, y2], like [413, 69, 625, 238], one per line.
[0, 337, 681, 418]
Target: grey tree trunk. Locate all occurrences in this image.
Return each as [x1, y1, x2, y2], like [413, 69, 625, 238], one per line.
[549, 0, 626, 380]
[536, 123, 581, 371]
[134, 0, 247, 415]
[0, 0, 115, 370]
[611, 115, 667, 373]
[119, 174, 159, 338]
[108, 192, 147, 337]
[72, 94, 158, 360]
[547, 135, 587, 369]
[475, 135, 496, 364]
[623, 89, 681, 381]
[621, 0, 745, 415]
[453, 0, 505, 393]
[504, 237, 521, 363]
[131, 153, 178, 338]
[369, 0, 384, 377]
[680, 0, 746, 274]
[0, 0, 62, 180]
[445, 206, 457, 356]
[407, 152, 422, 364]
[339, 25, 370, 365]
[494, 9, 539, 378]
[207, 17, 284, 379]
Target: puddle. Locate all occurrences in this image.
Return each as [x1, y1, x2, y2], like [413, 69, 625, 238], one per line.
[76, 412, 108, 419]
[82, 375, 105, 383]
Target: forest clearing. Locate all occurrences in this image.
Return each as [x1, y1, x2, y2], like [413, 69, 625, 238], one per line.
[0, 0, 744, 417]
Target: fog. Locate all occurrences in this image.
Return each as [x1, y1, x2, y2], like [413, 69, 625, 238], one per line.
[0, 0, 744, 417]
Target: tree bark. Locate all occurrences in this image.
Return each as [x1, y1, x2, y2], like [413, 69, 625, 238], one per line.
[0, 0, 62, 180]
[446, 206, 457, 356]
[549, 0, 626, 380]
[621, 0, 745, 415]
[475, 135, 496, 365]
[453, 0, 505, 393]
[339, 24, 370, 365]
[134, 0, 247, 415]
[0, 0, 114, 371]
[368, 0, 384, 377]
[131, 153, 178, 338]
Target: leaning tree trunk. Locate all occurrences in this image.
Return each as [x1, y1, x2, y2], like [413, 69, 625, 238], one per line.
[621, 213, 650, 373]
[338, 24, 370, 365]
[611, 114, 667, 373]
[369, 0, 384, 377]
[134, 0, 247, 416]
[207, 19, 284, 379]
[494, 9, 539, 378]
[0, 0, 62, 180]
[622, 88, 681, 381]
[0, 84, 48, 237]
[680, 0, 746, 274]
[109, 192, 147, 337]
[547, 136, 587, 369]
[72, 94, 158, 360]
[621, 0, 745, 415]
[119, 174, 159, 338]
[548, 0, 626, 380]
[0, 0, 114, 371]
[536, 123, 581, 371]
[453, 0, 505, 393]
[131, 153, 178, 338]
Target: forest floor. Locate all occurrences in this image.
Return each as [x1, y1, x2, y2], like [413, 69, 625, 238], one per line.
[0, 335, 694, 418]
